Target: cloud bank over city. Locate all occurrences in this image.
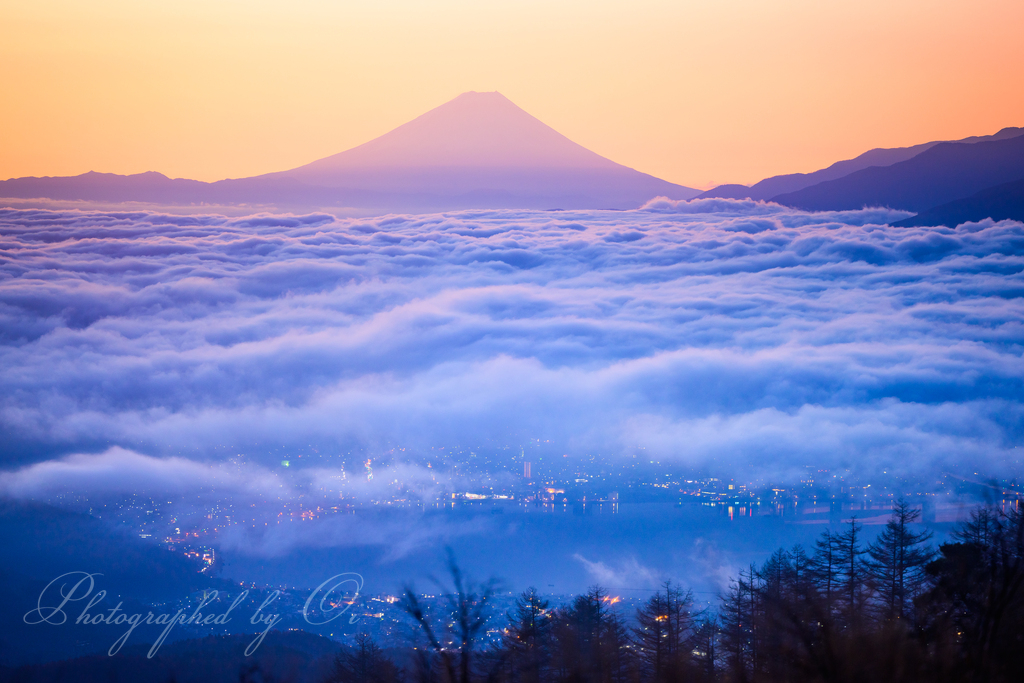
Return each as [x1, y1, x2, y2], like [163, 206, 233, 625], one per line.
[1, 201, 1023, 503]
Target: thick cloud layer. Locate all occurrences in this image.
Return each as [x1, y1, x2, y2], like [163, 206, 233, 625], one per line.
[1, 200, 1023, 498]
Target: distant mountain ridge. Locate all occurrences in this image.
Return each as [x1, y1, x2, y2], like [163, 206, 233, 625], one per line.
[0, 92, 700, 213]
[694, 125, 1024, 226]
[772, 133, 1024, 212]
[699, 127, 1024, 201]
[0, 171, 209, 205]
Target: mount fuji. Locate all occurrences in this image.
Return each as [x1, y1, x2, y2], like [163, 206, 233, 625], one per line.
[0, 92, 699, 213]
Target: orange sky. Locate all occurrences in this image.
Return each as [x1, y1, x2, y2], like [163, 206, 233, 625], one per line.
[2, 0, 1022, 189]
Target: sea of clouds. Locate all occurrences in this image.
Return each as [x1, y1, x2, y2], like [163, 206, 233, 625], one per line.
[1, 198, 1023, 507]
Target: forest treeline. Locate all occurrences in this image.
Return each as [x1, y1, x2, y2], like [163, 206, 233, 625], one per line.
[327, 500, 1024, 683]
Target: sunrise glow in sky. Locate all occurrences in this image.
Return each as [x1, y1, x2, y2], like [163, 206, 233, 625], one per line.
[2, 0, 1022, 189]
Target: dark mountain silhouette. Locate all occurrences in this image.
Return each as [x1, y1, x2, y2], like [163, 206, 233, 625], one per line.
[0, 92, 699, 212]
[0, 499, 209, 600]
[770, 133, 1024, 212]
[894, 178, 1024, 227]
[698, 126, 1024, 201]
[0, 632, 339, 683]
[0, 500, 221, 666]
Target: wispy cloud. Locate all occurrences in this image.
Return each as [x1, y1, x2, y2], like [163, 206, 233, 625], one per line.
[573, 553, 664, 590]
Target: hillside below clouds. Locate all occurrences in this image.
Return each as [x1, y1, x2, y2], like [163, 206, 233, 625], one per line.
[894, 177, 1024, 227]
[0, 92, 699, 213]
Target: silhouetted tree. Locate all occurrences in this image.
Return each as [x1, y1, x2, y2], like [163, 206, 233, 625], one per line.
[549, 586, 636, 683]
[866, 500, 934, 622]
[809, 529, 842, 616]
[787, 545, 814, 599]
[691, 615, 719, 680]
[500, 588, 553, 683]
[401, 550, 498, 683]
[924, 504, 1024, 683]
[325, 633, 401, 683]
[834, 516, 867, 625]
[632, 581, 696, 683]
[719, 564, 761, 679]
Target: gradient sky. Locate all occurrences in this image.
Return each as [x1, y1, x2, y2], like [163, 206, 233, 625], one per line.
[2, 0, 1022, 189]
